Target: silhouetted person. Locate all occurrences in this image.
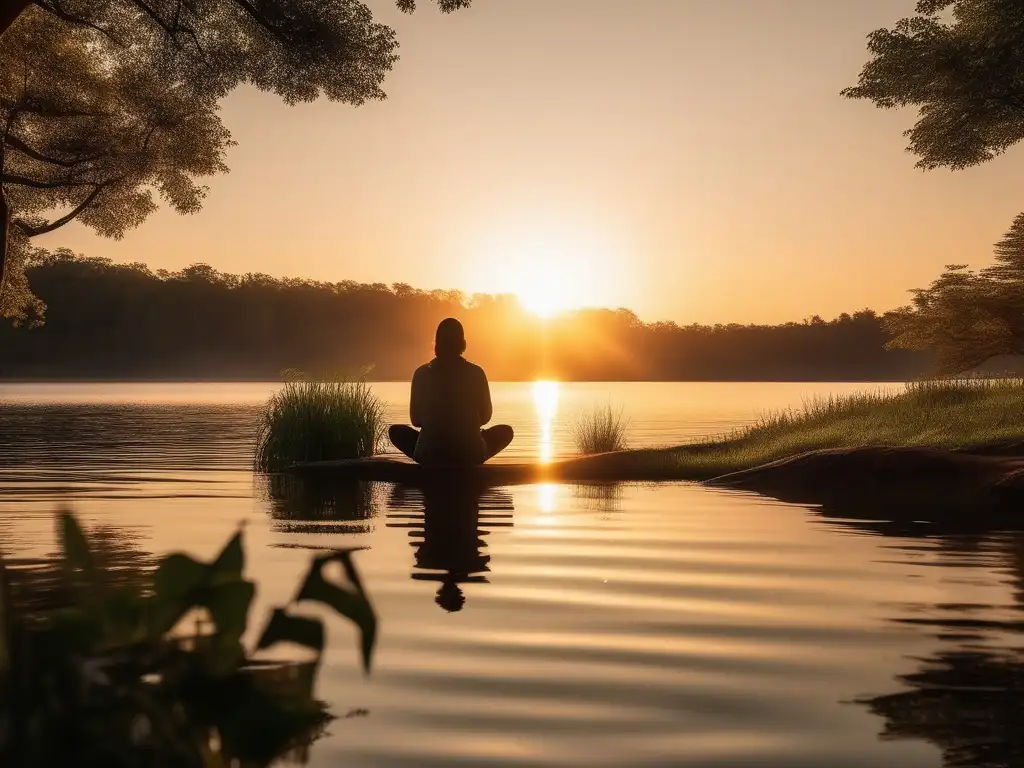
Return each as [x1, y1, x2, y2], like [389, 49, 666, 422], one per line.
[388, 318, 513, 466]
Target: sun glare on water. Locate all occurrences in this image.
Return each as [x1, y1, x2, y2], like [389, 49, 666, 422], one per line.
[532, 380, 560, 463]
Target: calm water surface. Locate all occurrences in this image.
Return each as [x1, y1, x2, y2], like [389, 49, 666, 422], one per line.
[1, 381, 1022, 767]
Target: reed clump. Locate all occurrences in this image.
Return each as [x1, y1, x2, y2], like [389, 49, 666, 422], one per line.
[571, 405, 629, 454]
[255, 374, 386, 472]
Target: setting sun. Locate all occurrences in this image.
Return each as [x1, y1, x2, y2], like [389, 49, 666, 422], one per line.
[516, 268, 574, 318]
[464, 215, 628, 319]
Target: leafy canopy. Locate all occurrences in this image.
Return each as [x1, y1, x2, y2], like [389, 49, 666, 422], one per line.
[0, 0, 471, 317]
[844, 0, 1024, 170]
[847, 1, 1024, 372]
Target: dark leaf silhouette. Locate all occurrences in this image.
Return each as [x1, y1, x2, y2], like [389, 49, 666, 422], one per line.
[257, 608, 326, 656]
[295, 550, 376, 672]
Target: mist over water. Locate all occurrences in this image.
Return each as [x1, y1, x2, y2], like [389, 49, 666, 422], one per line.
[0, 381, 1019, 767]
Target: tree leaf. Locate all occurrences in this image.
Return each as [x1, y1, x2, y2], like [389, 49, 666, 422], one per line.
[295, 552, 376, 673]
[256, 609, 324, 657]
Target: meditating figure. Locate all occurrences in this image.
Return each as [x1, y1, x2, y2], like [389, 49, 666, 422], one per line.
[389, 318, 514, 466]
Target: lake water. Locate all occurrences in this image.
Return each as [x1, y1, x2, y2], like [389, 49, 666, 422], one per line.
[1, 381, 1022, 767]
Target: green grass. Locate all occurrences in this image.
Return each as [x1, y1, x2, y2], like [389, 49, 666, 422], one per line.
[254, 376, 386, 472]
[571, 405, 630, 454]
[611, 377, 1024, 480]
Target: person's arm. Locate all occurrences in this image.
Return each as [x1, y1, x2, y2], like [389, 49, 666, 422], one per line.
[478, 368, 493, 426]
[410, 368, 426, 427]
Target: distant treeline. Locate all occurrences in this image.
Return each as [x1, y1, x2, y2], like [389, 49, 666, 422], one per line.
[0, 251, 929, 381]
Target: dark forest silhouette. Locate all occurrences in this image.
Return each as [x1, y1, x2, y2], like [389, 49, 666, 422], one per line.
[0, 250, 929, 381]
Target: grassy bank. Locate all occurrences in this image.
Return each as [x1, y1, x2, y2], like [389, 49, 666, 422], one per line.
[627, 377, 1024, 479]
[289, 378, 1024, 489]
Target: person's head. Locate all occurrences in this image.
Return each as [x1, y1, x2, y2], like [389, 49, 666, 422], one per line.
[434, 317, 466, 359]
[436, 580, 466, 612]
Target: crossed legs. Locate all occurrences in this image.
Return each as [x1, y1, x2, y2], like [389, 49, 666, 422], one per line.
[388, 424, 515, 464]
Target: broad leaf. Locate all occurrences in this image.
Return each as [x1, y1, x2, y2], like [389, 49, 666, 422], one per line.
[256, 609, 324, 657]
[58, 510, 96, 582]
[151, 553, 209, 634]
[209, 530, 245, 584]
[295, 552, 376, 673]
[205, 580, 255, 646]
[154, 553, 208, 599]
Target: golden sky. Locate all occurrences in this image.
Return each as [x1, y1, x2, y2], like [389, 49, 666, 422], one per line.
[40, 0, 1024, 324]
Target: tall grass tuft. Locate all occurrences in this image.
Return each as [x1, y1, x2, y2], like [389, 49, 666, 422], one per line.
[254, 374, 387, 472]
[571, 405, 629, 454]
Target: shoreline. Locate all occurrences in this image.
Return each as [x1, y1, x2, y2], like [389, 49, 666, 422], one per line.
[288, 442, 1024, 519]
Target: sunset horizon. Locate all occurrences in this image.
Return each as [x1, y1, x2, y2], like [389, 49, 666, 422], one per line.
[26, 0, 1024, 326]
[4, 2, 1024, 766]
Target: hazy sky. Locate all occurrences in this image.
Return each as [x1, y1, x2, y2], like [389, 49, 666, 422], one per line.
[41, 0, 1024, 324]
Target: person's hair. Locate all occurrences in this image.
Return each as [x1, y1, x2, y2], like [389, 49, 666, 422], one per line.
[434, 317, 467, 359]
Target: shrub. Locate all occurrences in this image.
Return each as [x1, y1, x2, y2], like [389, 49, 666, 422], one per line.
[571, 405, 629, 454]
[0, 510, 376, 766]
[255, 373, 386, 471]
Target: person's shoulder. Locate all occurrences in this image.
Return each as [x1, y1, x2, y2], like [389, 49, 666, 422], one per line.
[461, 358, 487, 378]
[413, 362, 433, 379]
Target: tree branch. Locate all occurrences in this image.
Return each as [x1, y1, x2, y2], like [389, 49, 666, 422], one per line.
[18, 182, 113, 236]
[6, 133, 101, 168]
[17, 101, 112, 119]
[230, 0, 288, 40]
[33, 0, 122, 44]
[126, 0, 176, 36]
[127, 0, 205, 54]
[0, 173, 94, 189]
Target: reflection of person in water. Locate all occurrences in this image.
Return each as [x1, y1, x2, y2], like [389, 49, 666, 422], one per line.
[388, 318, 514, 466]
[388, 482, 513, 612]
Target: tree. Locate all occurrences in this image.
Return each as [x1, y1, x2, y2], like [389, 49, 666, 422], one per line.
[884, 215, 1024, 373]
[0, 0, 471, 318]
[845, 1, 1024, 372]
[843, 0, 1024, 171]
[0, 249, 929, 380]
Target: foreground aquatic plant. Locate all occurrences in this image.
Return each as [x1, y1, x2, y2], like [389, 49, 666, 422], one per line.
[571, 405, 629, 454]
[0, 510, 376, 767]
[255, 372, 387, 472]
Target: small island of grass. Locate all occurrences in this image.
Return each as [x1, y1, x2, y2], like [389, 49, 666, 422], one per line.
[287, 378, 1024, 517]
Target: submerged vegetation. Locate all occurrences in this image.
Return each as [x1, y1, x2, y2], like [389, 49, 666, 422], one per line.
[0, 510, 375, 766]
[571, 405, 629, 455]
[255, 374, 387, 472]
